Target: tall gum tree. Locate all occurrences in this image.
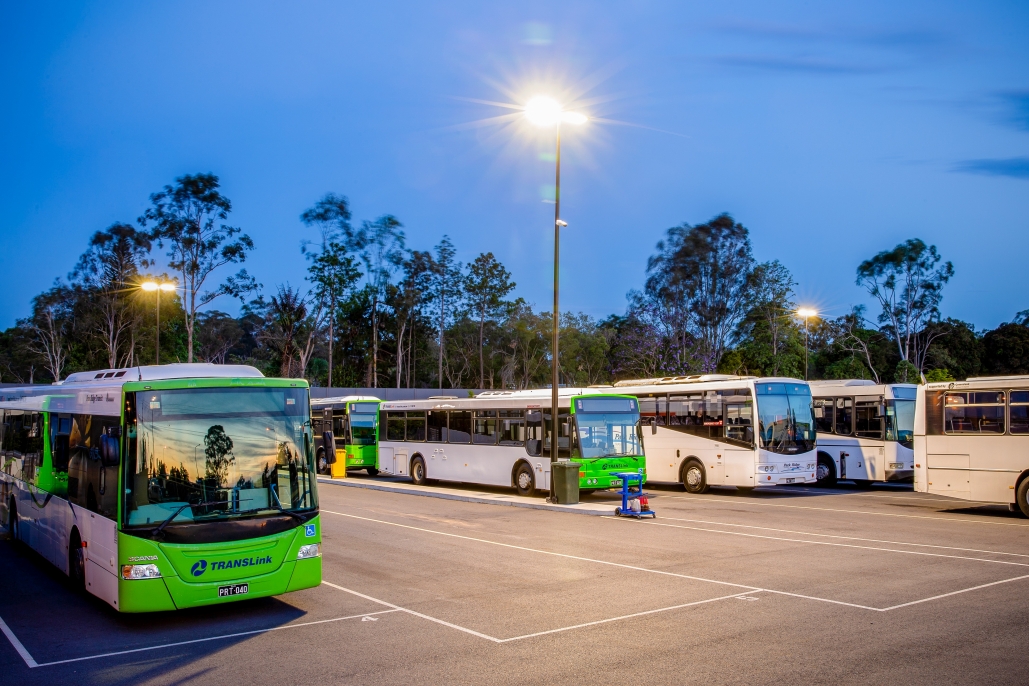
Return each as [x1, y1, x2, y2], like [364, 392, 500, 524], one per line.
[139, 173, 257, 363]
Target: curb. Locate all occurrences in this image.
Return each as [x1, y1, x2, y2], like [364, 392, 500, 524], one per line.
[317, 477, 612, 516]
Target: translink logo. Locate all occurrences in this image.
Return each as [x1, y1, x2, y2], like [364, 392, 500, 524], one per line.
[191, 556, 273, 577]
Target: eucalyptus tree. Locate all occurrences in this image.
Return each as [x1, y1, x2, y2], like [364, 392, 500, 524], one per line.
[645, 214, 754, 372]
[139, 173, 257, 363]
[354, 215, 405, 388]
[301, 193, 360, 387]
[393, 250, 434, 388]
[27, 285, 74, 381]
[71, 223, 152, 368]
[430, 236, 461, 389]
[463, 252, 516, 388]
[856, 238, 954, 377]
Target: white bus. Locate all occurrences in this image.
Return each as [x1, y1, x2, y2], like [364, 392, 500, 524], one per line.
[809, 380, 917, 487]
[376, 390, 644, 496]
[591, 375, 817, 493]
[914, 375, 1029, 516]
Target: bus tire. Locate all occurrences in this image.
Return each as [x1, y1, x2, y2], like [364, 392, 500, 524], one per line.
[681, 459, 708, 494]
[316, 447, 330, 475]
[816, 453, 837, 487]
[411, 456, 427, 485]
[366, 468, 379, 477]
[1016, 478, 1029, 518]
[68, 530, 85, 592]
[514, 462, 535, 497]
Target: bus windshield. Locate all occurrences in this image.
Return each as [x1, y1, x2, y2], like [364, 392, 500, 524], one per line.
[886, 399, 915, 449]
[755, 383, 816, 455]
[574, 397, 642, 459]
[125, 386, 316, 529]
[349, 411, 377, 445]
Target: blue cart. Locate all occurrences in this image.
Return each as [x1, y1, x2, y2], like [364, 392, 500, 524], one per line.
[612, 469, 656, 519]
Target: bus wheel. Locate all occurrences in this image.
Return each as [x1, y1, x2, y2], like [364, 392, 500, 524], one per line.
[816, 455, 837, 487]
[68, 531, 86, 591]
[1016, 478, 1029, 518]
[411, 457, 427, 486]
[366, 468, 379, 477]
[682, 460, 708, 494]
[514, 463, 535, 497]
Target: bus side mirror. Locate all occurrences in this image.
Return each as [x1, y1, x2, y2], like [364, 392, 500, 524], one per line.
[322, 431, 337, 465]
[651, 418, 657, 435]
[100, 434, 120, 467]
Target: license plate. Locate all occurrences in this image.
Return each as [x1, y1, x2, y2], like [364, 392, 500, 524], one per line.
[784, 478, 796, 484]
[218, 583, 249, 597]
[610, 479, 621, 487]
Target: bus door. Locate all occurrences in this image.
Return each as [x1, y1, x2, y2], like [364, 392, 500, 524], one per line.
[722, 397, 755, 485]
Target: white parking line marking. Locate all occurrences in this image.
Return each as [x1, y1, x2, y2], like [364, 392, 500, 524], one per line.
[322, 582, 503, 643]
[621, 517, 1029, 567]
[496, 591, 761, 642]
[0, 614, 38, 668]
[22, 609, 398, 669]
[649, 516, 1029, 559]
[664, 494, 1029, 527]
[327, 509, 1029, 614]
[322, 580, 760, 643]
[324, 510, 760, 593]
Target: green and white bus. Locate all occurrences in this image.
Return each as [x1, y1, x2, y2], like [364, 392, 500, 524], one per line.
[376, 390, 645, 495]
[311, 396, 381, 477]
[0, 364, 321, 612]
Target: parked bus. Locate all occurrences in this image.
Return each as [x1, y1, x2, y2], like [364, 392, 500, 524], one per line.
[0, 364, 321, 612]
[809, 380, 917, 486]
[914, 375, 1029, 516]
[376, 390, 644, 495]
[591, 375, 816, 493]
[311, 396, 381, 477]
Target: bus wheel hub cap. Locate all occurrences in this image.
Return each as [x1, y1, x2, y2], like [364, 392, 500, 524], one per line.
[817, 464, 828, 480]
[518, 473, 531, 489]
[687, 469, 701, 486]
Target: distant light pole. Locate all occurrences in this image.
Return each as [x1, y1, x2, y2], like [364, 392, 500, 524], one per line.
[142, 280, 177, 365]
[524, 96, 588, 473]
[797, 308, 818, 380]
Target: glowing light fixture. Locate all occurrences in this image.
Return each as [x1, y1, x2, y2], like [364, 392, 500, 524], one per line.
[524, 96, 587, 127]
[140, 280, 177, 364]
[797, 308, 818, 318]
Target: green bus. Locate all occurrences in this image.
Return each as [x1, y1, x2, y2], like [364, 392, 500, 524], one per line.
[0, 364, 321, 612]
[311, 396, 381, 477]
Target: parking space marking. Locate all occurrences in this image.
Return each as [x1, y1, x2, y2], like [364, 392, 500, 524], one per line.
[648, 516, 1029, 558]
[324, 510, 761, 593]
[322, 580, 760, 643]
[663, 494, 1029, 527]
[323, 582, 504, 642]
[0, 614, 38, 668]
[328, 509, 1029, 614]
[620, 516, 1029, 567]
[1, 608, 398, 669]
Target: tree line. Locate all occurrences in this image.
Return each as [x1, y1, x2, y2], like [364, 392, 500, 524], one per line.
[2, 172, 1027, 387]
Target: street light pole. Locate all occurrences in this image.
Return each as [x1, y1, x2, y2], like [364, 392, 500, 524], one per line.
[551, 121, 561, 470]
[142, 281, 177, 366]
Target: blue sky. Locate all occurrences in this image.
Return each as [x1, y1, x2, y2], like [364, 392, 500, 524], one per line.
[1, 1, 1027, 330]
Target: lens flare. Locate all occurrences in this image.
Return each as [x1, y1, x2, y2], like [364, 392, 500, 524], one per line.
[525, 96, 562, 126]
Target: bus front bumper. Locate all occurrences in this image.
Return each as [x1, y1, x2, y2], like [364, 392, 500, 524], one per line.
[757, 473, 817, 485]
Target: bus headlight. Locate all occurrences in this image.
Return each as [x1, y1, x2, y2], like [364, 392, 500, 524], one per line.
[297, 544, 321, 560]
[806, 463, 816, 470]
[122, 564, 161, 580]
[759, 465, 776, 473]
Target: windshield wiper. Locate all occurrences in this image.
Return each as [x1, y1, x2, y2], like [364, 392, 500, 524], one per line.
[151, 500, 226, 540]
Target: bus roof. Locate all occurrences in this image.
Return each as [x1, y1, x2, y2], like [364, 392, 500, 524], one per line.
[61, 363, 264, 384]
[311, 395, 381, 407]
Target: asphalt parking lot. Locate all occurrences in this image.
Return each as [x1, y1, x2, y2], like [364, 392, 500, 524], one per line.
[3, 480, 1029, 685]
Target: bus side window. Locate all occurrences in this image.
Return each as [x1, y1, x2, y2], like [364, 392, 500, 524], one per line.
[835, 398, 853, 435]
[525, 411, 542, 456]
[813, 398, 834, 434]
